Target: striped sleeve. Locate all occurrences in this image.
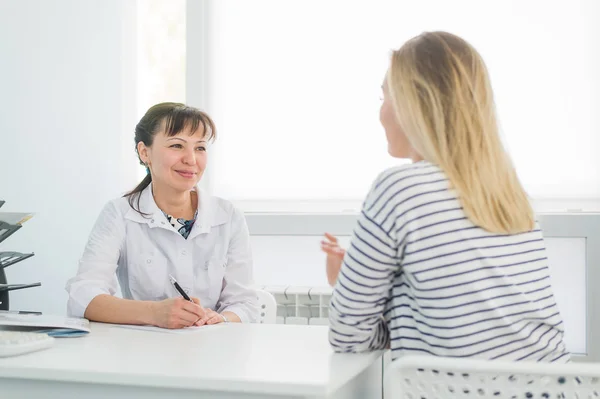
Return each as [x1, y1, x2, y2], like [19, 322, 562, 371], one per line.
[328, 171, 404, 352]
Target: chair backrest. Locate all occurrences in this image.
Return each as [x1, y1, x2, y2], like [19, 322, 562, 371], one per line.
[256, 289, 277, 324]
[387, 355, 600, 398]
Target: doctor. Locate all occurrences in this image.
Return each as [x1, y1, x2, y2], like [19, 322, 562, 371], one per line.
[66, 102, 258, 328]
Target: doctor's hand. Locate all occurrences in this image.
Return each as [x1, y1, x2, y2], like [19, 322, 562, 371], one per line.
[151, 297, 206, 329]
[194, 308, 226, 326]
[321, 233, 346, 286]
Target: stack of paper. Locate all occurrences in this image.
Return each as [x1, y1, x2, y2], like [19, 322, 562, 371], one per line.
[0, 313, 90, 337]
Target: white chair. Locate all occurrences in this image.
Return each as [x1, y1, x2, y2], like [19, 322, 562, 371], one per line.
[387, 355, 600, 398]
[256, 289, 277, 324]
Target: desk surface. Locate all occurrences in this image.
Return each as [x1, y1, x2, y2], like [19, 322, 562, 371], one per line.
[0, 322, 381, 397]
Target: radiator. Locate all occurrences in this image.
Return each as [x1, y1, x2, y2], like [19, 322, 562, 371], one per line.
[262, 285, 393, 398]
[261, 285, 332, 325]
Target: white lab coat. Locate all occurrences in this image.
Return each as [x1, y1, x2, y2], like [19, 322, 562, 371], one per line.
[65, 184, 258, 323]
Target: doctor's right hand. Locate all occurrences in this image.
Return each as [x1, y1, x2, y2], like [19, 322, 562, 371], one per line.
[151, 297, 206, 329]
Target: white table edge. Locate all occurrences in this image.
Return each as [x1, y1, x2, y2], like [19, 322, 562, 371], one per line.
[0, 364, 335, 396]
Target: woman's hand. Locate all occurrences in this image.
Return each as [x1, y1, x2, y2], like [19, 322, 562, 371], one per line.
[321, 232, 346, 286]
[151, 297, 205, 329]
[195, 308, 227, 326]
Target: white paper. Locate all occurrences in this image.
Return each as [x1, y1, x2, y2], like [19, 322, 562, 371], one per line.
[0, 313, 90, 333]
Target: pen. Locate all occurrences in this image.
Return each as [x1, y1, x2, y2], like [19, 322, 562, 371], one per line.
[169, 274, 193, 302]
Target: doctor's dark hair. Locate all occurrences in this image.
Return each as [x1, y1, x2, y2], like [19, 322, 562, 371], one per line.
[124, 102, 216, 216]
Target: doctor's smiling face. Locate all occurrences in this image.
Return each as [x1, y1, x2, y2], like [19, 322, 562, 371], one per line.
[135, 103, 216, 195]
[141, 126, 208, 193]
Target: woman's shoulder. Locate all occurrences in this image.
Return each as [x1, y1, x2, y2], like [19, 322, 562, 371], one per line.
[362, 161, 449, 215]
[370, 161, 445, 192]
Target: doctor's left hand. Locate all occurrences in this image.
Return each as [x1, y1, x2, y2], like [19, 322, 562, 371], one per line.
[195, 308, 226, 326]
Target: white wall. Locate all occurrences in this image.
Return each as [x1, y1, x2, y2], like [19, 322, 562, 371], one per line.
[0, 0, 138, 314]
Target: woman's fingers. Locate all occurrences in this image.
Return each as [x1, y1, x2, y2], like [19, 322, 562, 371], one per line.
[322, 234, 344, 255]
[320, 244, 336, 255]
[321, 246, 341, 255]
[321, 242, 345, 255]
[320, 240, 341, 249]
[324, 232, 338, 243]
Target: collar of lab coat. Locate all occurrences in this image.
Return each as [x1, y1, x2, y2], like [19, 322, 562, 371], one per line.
[123, 183, 228, 237]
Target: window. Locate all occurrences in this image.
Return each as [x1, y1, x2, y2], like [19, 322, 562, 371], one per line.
[188, 0, 600, 213]
[136, 0, 186, 181]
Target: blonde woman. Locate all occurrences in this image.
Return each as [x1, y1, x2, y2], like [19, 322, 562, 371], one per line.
[321, 32, 568, 362]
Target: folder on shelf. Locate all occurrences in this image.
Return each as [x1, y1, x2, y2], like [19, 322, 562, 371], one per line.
[0, 221, 21, 245]
[0, 283, 42, 292]
[0, 212, 34, 244]
[0, 212, 34, 226]
[0, 202, 39, 313]
[0, 252, 35, 269]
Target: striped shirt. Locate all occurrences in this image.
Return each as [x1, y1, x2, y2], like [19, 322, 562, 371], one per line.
[328, 161, 569, 362]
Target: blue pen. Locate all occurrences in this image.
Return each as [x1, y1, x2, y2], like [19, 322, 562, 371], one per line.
[168, 274, 193, 302]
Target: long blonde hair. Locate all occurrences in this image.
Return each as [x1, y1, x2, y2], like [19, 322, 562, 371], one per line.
[388, 31, 534, 234]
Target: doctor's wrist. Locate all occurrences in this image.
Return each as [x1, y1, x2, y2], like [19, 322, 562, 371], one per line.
[143, 301, 160, 326]
[221, 311, 241, 323]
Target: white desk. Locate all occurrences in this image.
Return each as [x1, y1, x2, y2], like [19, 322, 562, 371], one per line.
[0, 322, 382, 399]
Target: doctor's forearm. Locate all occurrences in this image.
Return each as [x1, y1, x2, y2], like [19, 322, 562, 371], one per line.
[84, 294, 156, 325]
